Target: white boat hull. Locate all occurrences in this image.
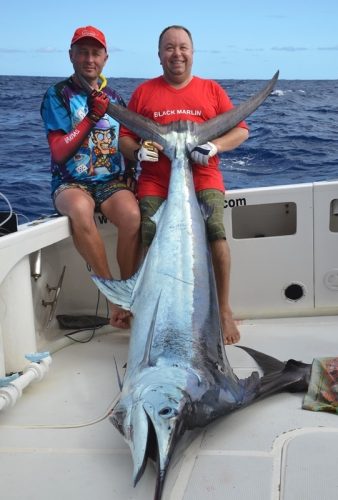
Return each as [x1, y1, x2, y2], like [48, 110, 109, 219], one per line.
[1, 180, 337, 499]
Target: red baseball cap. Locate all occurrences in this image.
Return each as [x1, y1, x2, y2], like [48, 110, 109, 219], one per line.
[71, 26, 107, 49]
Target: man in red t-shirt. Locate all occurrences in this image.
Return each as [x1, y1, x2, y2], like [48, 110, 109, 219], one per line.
[119, 25, 249, 345]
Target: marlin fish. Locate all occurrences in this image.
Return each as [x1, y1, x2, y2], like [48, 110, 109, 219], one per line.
[80, 72, 311, 499]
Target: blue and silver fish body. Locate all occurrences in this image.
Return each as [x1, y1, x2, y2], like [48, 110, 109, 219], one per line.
[87, 72, 311, 498]
[94, 120, 260, 496]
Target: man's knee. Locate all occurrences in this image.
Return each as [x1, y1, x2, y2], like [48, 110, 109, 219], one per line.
[141, 218, 156, 246]
[206, 221, 226, 241]
[139, 196, 165, 247]
[118, 205, 141, 234]
[54, 184, 94, 216]
[130, 205, 141, 227]
[197, 189, 226, 241]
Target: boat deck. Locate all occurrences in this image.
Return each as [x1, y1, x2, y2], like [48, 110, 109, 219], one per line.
[1, 315, 337, 500]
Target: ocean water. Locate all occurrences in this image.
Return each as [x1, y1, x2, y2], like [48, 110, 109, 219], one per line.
[0, 75, 337, 223]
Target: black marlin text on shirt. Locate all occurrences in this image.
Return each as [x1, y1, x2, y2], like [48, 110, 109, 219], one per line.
[153, 109, 203, 118]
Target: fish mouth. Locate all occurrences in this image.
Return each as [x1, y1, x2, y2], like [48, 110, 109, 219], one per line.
[123, 396, 188, 500]
[142, 403, 186, 500]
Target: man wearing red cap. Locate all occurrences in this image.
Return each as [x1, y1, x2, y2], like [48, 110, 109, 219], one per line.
[41, 26, 140, 329]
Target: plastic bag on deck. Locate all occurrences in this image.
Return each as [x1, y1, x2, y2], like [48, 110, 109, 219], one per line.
[302, 357, 338, 414]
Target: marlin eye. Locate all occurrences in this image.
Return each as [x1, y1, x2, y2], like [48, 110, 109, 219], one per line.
[159, 407, 171, 416]
[159, 407, 178, 418]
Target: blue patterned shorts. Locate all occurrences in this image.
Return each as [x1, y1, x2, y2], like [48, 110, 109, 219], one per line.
[53, 180, 131, 211]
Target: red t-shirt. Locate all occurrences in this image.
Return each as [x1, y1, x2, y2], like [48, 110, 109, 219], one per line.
[119, 76, 248, 199]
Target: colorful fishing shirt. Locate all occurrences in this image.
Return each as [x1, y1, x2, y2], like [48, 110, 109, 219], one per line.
[41, 77, 126, 194]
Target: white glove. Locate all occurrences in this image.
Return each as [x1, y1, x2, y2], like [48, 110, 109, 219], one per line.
[190, 141, 218, 166]
[135, 140, 159, 162]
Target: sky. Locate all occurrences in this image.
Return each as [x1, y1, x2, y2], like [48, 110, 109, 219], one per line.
[1, 1, 338, 80]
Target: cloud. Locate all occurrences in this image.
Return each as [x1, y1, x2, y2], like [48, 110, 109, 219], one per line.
[245, 48, 265, 52]
[317, 45, 338, 51]
[271, 46, 308, 52]
[195, 49, 222, 54]
[36, 47, 64, 53]
[0, 47, 63, 53]
[0, 45, 123, 54]
[0, 48, 27, 53]
[107, 46, 123, 53]
[271, 45, 338, 52]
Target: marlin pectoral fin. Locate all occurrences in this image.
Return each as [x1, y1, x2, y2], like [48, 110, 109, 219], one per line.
[91, 272, 139, 310]
[237, 370, 261, 403]
[214, 370, 260, 416]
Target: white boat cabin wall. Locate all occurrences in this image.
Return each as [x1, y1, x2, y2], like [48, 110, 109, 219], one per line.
[1, 180, 338, 379]
[224, 180, 338, 319]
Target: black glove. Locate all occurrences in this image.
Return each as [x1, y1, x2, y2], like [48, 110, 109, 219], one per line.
[87, 90, 109, 123]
